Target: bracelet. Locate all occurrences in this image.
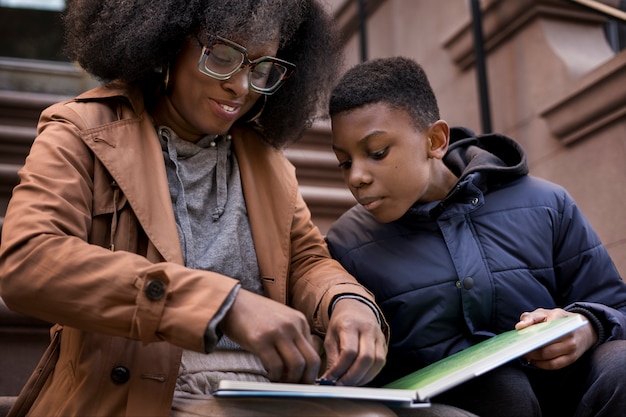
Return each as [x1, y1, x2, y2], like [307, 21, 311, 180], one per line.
[330, 294, 382, 327]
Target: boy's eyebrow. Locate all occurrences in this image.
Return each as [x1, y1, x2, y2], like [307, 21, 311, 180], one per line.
[332, 130, 387, 153]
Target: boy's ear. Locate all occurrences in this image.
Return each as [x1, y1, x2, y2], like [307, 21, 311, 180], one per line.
[426, 120, 450, 159]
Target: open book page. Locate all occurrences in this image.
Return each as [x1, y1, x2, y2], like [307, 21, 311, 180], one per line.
[214, 315, 587, 407]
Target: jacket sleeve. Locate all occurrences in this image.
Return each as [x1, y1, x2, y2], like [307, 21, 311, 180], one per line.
[554, 190, 626, 342]
[0, 100, 240, 354]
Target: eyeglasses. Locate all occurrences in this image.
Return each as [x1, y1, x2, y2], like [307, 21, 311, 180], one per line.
[197, 36, 296, 95]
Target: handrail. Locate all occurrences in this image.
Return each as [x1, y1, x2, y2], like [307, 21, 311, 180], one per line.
[569, 0, 626, 22]
[470, 0, 492, 134]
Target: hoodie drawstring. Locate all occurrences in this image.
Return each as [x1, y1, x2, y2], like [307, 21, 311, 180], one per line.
[212, 134, 231, 221]
[110, 180, 119, 251]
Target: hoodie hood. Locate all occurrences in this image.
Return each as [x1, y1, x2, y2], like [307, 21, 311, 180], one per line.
[401, 127, 529, 221]
[444, 126, 528, 190]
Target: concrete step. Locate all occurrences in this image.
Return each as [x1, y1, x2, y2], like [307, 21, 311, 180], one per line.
[0, 89, 70, 127]
[0, 298, 51, 396]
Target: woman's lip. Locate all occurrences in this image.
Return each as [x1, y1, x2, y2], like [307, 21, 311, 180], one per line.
[210, 99, 241, 121]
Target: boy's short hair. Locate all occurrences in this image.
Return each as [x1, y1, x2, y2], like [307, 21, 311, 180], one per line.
[329, 57, 440, 131]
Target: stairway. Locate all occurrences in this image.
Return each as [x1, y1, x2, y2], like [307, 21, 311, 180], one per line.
[0, 89, 73, 234]
[0, 89, 66, 397]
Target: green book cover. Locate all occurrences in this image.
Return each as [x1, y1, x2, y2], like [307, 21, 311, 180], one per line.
[383, 314, 587, 400]
[215, 315, 587, 407]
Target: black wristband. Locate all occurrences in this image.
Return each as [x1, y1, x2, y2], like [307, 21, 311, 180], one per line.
[329, 294, 383, 327]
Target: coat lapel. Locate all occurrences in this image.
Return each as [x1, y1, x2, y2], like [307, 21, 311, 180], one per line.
[83, 114, 184, 265]
[232, 126, 294, 303]
[77, 86, 294, 288]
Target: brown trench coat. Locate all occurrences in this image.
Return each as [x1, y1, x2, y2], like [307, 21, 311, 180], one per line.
[0, 84, 385, 417]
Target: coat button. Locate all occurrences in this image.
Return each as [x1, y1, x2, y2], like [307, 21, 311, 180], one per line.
[463, 277, 475, 289]
[111, 366, 130, 384]
[145, 280, 165, 300]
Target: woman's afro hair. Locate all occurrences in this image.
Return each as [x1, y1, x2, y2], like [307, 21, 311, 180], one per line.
[63, 0, 342, 147]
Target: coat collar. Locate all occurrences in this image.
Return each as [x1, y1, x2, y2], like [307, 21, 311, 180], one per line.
[77, 84, 184, 264]
[75, 81, 147, 115]
[75, 84, 296, 303]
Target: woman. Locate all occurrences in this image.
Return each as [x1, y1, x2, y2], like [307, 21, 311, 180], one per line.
[0, 1, 397, 416]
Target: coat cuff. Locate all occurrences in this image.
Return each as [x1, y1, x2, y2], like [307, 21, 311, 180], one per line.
[566, 306, 606, 349]
[204, 284, 241, 353]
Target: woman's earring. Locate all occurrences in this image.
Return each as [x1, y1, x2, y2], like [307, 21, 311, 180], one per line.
[155, 64, 171, 95]
[244, 95, 267, 125]
[163, 64, 171, 93]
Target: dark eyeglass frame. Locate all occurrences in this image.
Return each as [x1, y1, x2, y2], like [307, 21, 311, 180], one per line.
[196, 35, 296, 95]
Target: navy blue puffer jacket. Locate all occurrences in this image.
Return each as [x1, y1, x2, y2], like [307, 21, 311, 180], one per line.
[326, 128, 626, 386]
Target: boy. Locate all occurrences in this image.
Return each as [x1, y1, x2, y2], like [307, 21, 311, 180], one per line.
[325, 57, 626, 417]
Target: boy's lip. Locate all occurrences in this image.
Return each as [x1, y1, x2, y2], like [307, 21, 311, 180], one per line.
[358, 196, 383, 211]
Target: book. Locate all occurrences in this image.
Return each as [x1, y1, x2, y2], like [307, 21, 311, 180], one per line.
[213, 314, 587, 408]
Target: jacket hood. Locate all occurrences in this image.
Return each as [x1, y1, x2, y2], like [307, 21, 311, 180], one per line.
[444, 126, 528, 190]
[401, 127, 529, 221]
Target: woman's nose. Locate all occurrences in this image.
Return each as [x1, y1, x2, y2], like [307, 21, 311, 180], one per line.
[223, 67, 250, 96]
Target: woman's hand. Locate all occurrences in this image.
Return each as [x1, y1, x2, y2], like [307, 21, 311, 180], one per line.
[219, 289, 321, 383]
[515, 307, 596, 370]
[319, 298, 387, 386]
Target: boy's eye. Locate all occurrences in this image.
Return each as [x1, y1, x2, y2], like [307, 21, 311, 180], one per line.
[337, 159, 352, 169]
[370, 147, 388, 159]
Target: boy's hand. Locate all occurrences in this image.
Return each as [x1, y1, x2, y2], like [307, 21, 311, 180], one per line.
[516, 307, 597, 370]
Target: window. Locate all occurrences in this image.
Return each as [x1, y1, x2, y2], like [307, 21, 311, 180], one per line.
[604, 0, 626, 52]
[0, 0, 67, 61]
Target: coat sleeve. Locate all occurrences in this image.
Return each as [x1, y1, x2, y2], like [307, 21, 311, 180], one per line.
[287, 191, 389, 339]
[232, 126, 388, 341]
[554, 189, 626, 341]
[0, 100, 239, 354]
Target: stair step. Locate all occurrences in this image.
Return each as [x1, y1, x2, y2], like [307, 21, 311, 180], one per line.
[283, 147, 343, 187]
[0, 125, 35, 165]
[0, 89, 70, 127]
[0, 164, 21, 218]
[0, 298, 51, 396]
